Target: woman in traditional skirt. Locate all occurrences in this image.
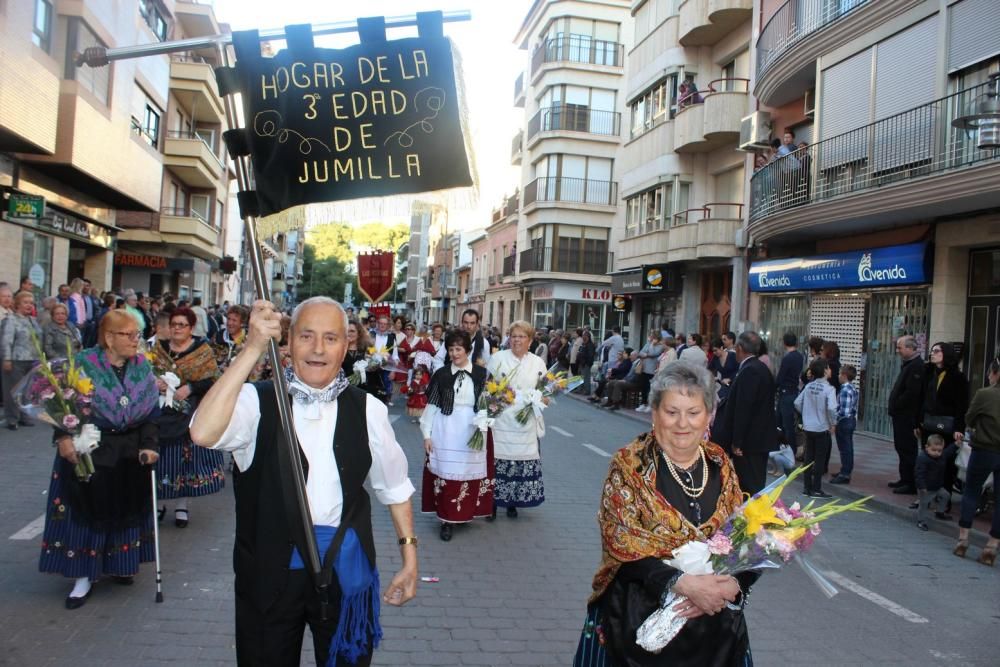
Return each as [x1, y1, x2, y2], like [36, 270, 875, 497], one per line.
[421, 330, 493, 541]
[486, 320, 549, 519]
[396, 321, 419, 384]
[152, 307, 223, 527]
[40, 310, 161, 609]
[405, 363, 430, 423]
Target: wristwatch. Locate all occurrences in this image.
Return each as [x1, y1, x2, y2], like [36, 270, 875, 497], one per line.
[397, 536, 419, 546]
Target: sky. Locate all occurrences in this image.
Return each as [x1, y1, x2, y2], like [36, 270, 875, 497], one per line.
[212, 0, 534, 232]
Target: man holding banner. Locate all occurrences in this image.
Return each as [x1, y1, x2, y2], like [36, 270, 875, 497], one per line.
[190, 298, 418, 666]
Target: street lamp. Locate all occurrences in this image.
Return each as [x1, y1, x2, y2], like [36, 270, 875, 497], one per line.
[952, 73, 1000, 150]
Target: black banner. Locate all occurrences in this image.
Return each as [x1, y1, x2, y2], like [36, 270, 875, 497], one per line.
[230, 13, 472, 217]
[641, 264, 679, 294]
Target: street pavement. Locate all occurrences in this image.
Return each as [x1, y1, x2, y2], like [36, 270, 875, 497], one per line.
[1, 395, 999, 666]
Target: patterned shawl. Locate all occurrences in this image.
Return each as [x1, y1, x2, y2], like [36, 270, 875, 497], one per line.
[77, 346, 160, 430]
[156, 337, 219, 384]
[589, 432, 743, 603]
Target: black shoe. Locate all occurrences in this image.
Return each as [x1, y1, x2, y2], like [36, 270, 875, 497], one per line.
[908, 501, 920, 510]
[587, 396, 600, 403]
[17, 419, 33, 427]
[934, 512, 953, 521]
[111, 575, 134, 586]
[917, 521, 929, 532]
[485, 506, 497, 522]
[809, 491, 833, 499]
[829, 475, 850, 485]
[892, 485, 917, 495]
[439, 523, 452, 541]
[888, 480, 905, 488]
[174, 509, 189, 528]
[506, 507, 518, 519]
[157, 506, 166, 522]
[65, 589, 91, 610]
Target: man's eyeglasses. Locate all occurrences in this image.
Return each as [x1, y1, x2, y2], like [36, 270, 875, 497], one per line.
[112, 331, 141, 341]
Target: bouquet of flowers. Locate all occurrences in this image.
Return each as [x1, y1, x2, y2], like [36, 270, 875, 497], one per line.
[349, 345, 407, 386]
[13, 337, 97, 481]
[514, 365, 584, 425]
[636, 465, 870, 652]
[468, 372, 518, 451]
[143, 347, 189, 411]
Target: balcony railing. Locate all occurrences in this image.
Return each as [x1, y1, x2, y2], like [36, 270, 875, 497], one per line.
[749, 79, 1000, 221]
[527, 105, 621, 140]
[518, 247, 613, 276]
[505, 192, 519, 215]
[161, 206, 211, 226]
[511, 132, 522, 159]
[523, 177, 618, 207]
[165, 129, 225, 168]
[502, 254, 516, 276]
[756, 0, 871, 78]
[531, 34, 624, 75]
[705, 78, 750, 95]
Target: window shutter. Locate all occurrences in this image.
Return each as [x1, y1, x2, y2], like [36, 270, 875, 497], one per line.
[819, 48, 873, 168]
[948, 0, 1000, 73]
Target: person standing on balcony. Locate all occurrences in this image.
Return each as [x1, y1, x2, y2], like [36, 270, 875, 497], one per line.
[887, 335, 926, 496]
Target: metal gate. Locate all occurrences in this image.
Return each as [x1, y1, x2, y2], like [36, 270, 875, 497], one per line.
[808, 294, 866, 379]
[862, 292, 930, 437]
[758, 295, 810, 369]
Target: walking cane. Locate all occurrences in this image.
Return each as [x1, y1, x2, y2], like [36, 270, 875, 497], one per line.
[145, 460, 164, 603]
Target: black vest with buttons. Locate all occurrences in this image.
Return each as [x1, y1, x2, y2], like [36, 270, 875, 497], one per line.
[232, 382, 375, 613]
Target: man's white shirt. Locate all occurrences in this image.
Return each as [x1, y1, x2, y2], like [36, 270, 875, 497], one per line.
[201, 385, 414, 527]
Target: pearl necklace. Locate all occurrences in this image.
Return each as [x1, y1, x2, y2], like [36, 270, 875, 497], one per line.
[661, 446, 709, 498]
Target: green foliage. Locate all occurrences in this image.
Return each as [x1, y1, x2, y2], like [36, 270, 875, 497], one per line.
[299, 243, 359, 305]
[301, 222, 408, 305]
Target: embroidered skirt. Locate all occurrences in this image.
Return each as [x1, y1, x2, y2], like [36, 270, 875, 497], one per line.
[421, 410, 495, 523]
[493, 456, 545, 508]
[39, 455, 155, 580]
[157, 434, 226, 499]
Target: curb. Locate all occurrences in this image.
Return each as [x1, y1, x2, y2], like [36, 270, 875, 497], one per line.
[565, 392, 991, 547]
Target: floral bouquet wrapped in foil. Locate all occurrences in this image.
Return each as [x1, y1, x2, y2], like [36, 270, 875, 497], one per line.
[636, 466, 870, 652]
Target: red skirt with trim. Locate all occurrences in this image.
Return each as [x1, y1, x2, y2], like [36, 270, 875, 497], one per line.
[421, 431, 495, 523]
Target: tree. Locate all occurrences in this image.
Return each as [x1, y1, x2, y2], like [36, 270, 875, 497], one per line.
[307, 221, 409, 266]
[299, 243, 359, 304]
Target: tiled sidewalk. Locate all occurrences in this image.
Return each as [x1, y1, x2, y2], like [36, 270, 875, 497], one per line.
[566, 392, 994, 545]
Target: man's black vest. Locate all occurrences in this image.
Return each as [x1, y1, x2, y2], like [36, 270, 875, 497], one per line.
[232, 382, 376, 613]
[471, 332, 486, 365]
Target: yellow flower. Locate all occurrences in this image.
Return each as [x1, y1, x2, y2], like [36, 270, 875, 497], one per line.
[504, 389, 515, 403]
[743, 494, 786, 535]
[367, 346, 375, 355]
[75, 378, 94, 395]
[774, 525, 807, 543]
[486, 381, 499, 394]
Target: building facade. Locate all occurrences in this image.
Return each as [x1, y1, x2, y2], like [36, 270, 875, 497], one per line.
[745, 0, 1000, 436]
[509, 0, 632, 336]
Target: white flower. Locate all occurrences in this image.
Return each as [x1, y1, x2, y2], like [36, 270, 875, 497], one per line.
[665, 541, 713, 574]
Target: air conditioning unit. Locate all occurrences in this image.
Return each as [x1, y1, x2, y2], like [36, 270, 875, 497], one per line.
[738, 110, 771, 151]
[734, 228, 748, 249]
[804, 89, 815, 119]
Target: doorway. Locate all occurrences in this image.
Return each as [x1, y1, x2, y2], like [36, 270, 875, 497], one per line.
[966, 248, 1000, 390]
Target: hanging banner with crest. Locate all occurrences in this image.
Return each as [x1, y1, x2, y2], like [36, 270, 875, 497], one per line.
[223, 12, 473, 220]
[357, 251, 396, 304]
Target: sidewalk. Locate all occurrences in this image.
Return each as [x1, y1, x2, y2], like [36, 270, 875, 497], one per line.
[565, 391, 993, 546]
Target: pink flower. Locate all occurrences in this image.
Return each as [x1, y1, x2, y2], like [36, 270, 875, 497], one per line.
[63, 388, 76, 400]
[707, 532, 733, 556]
[62, 414, 80, 429]
[41, 391, 56, 401]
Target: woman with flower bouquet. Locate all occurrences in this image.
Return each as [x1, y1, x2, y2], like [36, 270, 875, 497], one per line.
[420, 330, 493, 541]
[343, 320, 388, 399]
[2, 290, 42, 430]
[37, 310, 161, 610]
[486, 320, 550, 519]
[151, 307, 223, 528]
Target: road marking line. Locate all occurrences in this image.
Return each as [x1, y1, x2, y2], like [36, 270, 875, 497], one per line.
[580, 443, 610, 458]
[550, 426, 574, 437]
[10, 514, 45, 541]
[390, 414, 402, 424]
[823, 570, 929, 624]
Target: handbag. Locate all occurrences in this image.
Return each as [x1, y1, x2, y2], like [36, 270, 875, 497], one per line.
[922, 414, 955, 436]
[573, 604, 611, 667]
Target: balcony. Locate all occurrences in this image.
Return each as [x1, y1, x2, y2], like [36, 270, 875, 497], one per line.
[748, 79, 1000, 242]
[163, 131, 225, 187]
[523, 177, 618, 208]
[514, 72, 525, 108]
[518, 247, 613, 277]
[491, 192, 519, 225]
[530, 35, 624, 78]
[754, 0, 913, 106]
[488, 275, 497, 286]
[674, 79, 749, 152]
[469, 278, 485, 295]
[175, 0, 221, 39]
[148, 207, 221, 259]
[679, 0, 752, 47]
[526, 105, 621, 145]
[511, 131, 523, 166]
[170, 54, 225, 124]
[502, 254, 517, 277]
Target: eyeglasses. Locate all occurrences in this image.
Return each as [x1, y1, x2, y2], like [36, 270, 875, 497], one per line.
[112, 331, 141, 341]
[170, 322, 191, 329]
[931, 348, 942, 354]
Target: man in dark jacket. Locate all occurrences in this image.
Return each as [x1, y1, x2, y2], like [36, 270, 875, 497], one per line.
[711, 331, 777, 494]
[888, 335, 925, 494]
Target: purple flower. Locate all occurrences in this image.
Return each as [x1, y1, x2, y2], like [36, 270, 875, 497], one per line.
[62, 414, 80, 429]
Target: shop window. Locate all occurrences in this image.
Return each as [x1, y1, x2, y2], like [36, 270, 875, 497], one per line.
[20, 230, 52, 300]
[32, 0, 53, 53]
[66, 19, 110, 106]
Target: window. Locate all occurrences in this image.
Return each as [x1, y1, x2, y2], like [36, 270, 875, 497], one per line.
[66, 19, 110, 105]
[142, 104, 160, 146]
[629, 74, 678, 139]
[722, 60, 736, 91]
[32, 0, 53, 52]
[140, 0, 169, 41]
[190, 194, 211, 223]
[624, 180, 688, 237]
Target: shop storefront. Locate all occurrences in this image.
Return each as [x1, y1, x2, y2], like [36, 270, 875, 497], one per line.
[611, 265, 681, 346]
[1, 192, 116, 296]
[113, 252, 212, 300]
[530, 283, 611, 333]
[750, 242, 933, 438]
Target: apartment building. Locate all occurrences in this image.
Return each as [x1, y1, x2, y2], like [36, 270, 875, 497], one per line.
[745, 0, 1000, 436]
[510, 0, 631, 335]
[0, 0, 231, 303]
[612, 0, 753, 345]
[467, 233, 489, 320]
[483, 193, 521, 331]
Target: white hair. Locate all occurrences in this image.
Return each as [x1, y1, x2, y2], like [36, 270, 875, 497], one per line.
[290, 296, 348, 332]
